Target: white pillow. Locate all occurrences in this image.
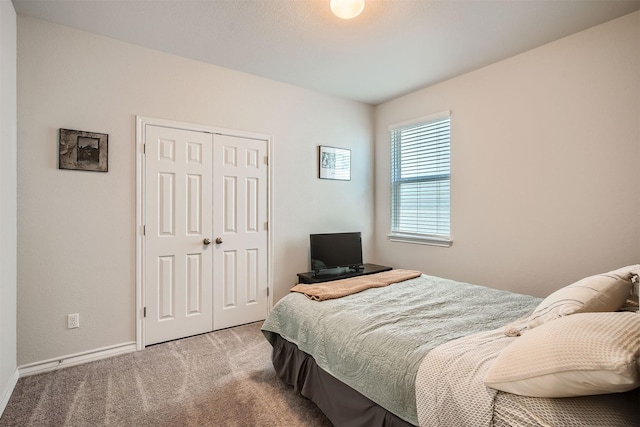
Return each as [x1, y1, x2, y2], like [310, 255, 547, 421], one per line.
[485, 311, 640, 398]
[525, 265, 639, 329]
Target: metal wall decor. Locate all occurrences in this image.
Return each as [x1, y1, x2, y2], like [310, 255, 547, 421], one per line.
[59, 128, 108, 172]
[318, 145, 351, 181]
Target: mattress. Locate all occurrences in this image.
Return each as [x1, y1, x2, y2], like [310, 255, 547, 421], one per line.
[261, 273, 540, 425]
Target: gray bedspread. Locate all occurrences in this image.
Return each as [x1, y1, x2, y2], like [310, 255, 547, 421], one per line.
[261, 274, 540, 425]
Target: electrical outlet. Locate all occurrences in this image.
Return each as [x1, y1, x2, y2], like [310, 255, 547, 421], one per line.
[67, 313, 80, 329]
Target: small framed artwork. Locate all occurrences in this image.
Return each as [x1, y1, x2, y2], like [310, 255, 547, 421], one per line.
[59, 128, 108, 172]
[318, 145, 351, 181]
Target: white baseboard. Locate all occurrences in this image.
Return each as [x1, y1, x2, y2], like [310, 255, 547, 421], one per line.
[0, 368, 19, 417]
[18, 342, 137, 378]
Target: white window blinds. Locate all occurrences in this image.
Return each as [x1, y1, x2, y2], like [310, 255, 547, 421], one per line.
[389, 111, 451, 245]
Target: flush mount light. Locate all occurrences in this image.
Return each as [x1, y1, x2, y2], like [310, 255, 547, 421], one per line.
[330, 0, 365, 20]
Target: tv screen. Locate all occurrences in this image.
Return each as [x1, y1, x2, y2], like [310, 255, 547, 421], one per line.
[310, 232, 363, 272]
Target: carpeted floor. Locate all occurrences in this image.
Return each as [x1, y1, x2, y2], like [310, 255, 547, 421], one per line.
[0, 322, 332, 426]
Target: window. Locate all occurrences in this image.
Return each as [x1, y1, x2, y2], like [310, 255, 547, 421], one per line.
[389, 111, 451, 246]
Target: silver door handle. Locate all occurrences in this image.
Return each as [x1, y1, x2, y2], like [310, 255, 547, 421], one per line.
[203, 238, 211, 245]
[215, 237, 223, 244]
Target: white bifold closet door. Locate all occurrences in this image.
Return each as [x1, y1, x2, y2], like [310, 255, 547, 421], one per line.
[144, 125, 268, 345]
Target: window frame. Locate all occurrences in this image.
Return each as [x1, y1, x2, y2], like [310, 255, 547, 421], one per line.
[387, 111, 452, 247]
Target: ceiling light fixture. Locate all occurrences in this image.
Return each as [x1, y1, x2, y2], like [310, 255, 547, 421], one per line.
[330, 0, 365, 20]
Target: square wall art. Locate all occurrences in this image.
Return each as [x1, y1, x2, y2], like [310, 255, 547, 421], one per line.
[59, 128, 108, 172]
[318, 145, 350, 181]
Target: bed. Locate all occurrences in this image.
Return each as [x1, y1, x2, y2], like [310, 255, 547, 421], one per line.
[261, 266, 640, 426]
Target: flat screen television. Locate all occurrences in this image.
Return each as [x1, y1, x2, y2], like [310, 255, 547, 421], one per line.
[310, 232, 363, 273]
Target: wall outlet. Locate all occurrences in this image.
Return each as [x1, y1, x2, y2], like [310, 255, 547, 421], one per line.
[67, 313, 80, 329]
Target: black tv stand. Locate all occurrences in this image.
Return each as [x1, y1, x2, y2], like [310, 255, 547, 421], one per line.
[297, 263, 392, 284]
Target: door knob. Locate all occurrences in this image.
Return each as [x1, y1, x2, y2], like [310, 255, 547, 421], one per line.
[215, 237, 223, 244]
[203, 238, 211, 245]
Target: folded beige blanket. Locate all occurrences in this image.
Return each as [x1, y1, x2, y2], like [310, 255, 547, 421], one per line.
[290, 269, 422, 301]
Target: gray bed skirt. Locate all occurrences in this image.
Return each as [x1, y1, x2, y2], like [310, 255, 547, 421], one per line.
[269, 332, 415, 427]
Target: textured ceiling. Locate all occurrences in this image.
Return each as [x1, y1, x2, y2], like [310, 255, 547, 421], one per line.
[12, 0, 640, 105]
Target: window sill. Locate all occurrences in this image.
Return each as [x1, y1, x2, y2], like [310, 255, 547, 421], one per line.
[387, 233, 453, 247]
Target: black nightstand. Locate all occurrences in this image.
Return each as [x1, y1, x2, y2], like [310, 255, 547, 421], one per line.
[297, 263, 392, 284]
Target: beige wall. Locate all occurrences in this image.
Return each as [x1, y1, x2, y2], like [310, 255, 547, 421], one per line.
[0, 0, 17, 412]
[15, 10, 640, 369]
[17, 16, 374, 366]
[374, 11, 640, 298]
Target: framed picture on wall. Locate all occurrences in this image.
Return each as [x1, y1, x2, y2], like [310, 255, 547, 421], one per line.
[59, 128, 108, 172]
[318, 145, 350, 181]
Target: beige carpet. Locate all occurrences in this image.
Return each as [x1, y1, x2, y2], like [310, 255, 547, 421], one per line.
[0, 322, 332, 426]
